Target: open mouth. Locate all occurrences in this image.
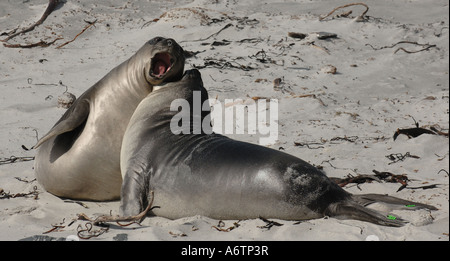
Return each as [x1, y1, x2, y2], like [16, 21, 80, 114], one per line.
[150, 52, 174, 79]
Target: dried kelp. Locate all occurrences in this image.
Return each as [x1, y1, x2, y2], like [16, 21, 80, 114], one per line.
[1, 0, 61, 42]
[77, 191, 156, 226]
[258, 217, 284, 230]
[331, 170, 440, 192]
[366, 41, 436, 54]
[0, 156, 35, 165]
[319, 3, 369, 21]
[0, 186, 39, 200]
[385, 152, 420, 165]
[212, 220, 241, 232]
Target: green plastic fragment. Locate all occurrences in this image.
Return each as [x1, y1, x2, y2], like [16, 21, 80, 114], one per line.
[387, 215, 397, 220]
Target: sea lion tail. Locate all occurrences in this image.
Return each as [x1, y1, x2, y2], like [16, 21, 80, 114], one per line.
[325, 200, 406, 227]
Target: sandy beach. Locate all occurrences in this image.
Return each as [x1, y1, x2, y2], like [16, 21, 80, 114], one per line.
[0, 0, 448, 242]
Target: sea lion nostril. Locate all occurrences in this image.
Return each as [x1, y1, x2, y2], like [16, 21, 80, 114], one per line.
[167, 40, 173, 46]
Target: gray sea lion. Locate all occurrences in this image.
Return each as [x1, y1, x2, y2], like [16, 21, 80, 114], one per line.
[34, 37, 185, 201]
[120, 69, 436, 226]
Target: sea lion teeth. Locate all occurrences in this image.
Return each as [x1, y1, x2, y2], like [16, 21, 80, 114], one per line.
[151, 52, 173, 78]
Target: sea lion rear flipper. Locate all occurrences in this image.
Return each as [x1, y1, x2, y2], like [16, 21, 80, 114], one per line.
[33, 99, 90, 149]
[325, 201, 406, 227]
[352, 193, 438, 210]
[325, 193, 437, 226]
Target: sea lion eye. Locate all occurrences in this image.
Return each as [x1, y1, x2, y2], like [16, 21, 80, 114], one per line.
[149, 37, 163, 45]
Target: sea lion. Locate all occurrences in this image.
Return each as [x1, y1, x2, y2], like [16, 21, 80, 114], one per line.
[34, 37, 185, 201]
[120, 69, 436, 226]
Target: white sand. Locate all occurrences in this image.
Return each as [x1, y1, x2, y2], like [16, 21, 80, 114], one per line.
[0, 0, 448, 241]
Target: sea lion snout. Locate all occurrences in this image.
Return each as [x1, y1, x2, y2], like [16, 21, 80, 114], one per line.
[183, 69, 201, 79]
[144, 37, 185, 84]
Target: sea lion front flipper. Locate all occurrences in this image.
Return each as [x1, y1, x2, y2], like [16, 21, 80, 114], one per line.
[120, 158, 153, 216]
[33, 98, 90, 149]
